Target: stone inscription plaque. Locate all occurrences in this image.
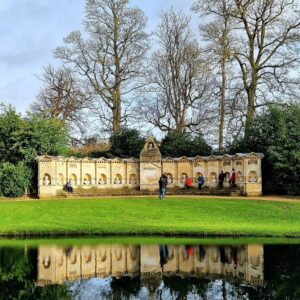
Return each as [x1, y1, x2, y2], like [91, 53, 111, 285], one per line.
[143, 168, 159, 184]
[98, 165, 107, 169]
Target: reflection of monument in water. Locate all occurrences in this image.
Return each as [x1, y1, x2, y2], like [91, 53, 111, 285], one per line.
[37, 244, 264, 288]
[38, 244, 140, 286]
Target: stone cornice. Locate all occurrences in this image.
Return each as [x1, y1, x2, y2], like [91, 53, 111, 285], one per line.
[36, 152, 264, 163]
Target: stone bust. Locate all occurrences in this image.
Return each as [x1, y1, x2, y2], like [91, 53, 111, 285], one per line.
[43, 175, 51, 186]
[147, 142, 154, 151]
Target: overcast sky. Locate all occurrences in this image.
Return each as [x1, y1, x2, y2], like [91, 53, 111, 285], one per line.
[0, 0, 197, 113]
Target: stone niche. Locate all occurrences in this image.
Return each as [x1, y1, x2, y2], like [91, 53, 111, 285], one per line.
[36, 137, 264, 197]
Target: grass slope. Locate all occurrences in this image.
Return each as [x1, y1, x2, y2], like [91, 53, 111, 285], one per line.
[0, 197, 299, 237]
[1, 237, 300, 248]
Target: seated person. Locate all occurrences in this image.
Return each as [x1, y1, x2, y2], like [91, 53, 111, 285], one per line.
[63, 183, 68, 192]
[185, 177, 193, 189]
[64, 181, 73, 193]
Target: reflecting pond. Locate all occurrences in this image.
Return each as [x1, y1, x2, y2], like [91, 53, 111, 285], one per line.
[0, 239, 300, 299]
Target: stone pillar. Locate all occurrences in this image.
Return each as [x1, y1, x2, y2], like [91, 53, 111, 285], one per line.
[109, 161, 112, 185]
[80, 160, 83, 186]
[125, 161, 128, 185]
[244, 153, 264, 196]
[139, 137, 162, 191]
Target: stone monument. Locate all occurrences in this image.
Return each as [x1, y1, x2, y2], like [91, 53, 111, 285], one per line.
[139, 137, 162, 191]
[36, 137, 264, 197]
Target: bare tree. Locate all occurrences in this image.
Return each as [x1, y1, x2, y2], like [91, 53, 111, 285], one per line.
[193, 0, 300, 139]
[30, 65, 89, 137]
[55, 0, 149, 134]
[193, 0, 234, 150]
[139, 9, 213, 134]
[229, 0, 300, 137]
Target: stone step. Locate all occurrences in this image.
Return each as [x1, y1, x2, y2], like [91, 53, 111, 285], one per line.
[58, 187, 242, 198]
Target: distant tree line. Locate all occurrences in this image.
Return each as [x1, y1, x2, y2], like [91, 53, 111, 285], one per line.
[30, 0, 300, 147]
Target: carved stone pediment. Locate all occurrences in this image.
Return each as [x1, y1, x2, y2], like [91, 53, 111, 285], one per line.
[207, 155, 218, 162]
[177, 156, 190, 162]
[162, 157, 175, 162]
[140, 137, 161, 162]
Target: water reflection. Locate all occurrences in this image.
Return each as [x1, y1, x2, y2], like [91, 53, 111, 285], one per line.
[0, 242, 300, 299]
[37, 244, 263, 298]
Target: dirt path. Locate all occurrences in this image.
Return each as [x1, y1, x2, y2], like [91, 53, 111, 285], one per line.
[0, 194, 299, 204]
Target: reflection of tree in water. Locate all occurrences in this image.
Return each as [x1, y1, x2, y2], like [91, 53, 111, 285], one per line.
[141, 275, 162, 299]
[0, 247, 70, 300]
[163, 276, 209, 299]
[111, 276, 142, 300]
[218, 245, 300, 300]
[263, 245, 300, 299]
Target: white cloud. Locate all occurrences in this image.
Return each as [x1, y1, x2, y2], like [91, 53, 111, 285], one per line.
[0, 0, 199, 113]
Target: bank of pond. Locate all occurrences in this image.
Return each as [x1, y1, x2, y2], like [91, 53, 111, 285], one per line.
[0, 237, 299, 299]
[0, 197, 300, 237]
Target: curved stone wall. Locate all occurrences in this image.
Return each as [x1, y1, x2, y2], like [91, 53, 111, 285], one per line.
[36, 138, 264, 197]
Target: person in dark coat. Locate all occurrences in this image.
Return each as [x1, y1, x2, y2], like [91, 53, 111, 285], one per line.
[64, 180, 73, 193]
[218, 170, 225, 188]
[158, 176, 167, 199]
[162, 174, 168, 187]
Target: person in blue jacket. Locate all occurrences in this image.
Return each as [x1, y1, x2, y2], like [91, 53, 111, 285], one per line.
[197, 174, 205, 190]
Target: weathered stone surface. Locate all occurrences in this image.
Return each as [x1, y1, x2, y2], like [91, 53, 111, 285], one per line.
[36, 137, 264, 197]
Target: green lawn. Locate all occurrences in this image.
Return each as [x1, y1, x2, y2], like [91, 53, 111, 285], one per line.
[1, 237, 300, 248]
[0, 197, 299, 237]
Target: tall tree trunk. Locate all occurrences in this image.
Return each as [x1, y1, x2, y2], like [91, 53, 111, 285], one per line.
[244, 83, 256, 139]
[219, 16, 229, 152]
[113, 13, 122, 134]
[112, 96, 121, 134]
[244, 70, 258, 138]
[244, 66, 258, 138]
[219, 55, 226, 151]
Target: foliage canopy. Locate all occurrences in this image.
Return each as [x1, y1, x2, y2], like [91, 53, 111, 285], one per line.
[160, 131, 212, 157]
[229, 104, 300, 195]
[0, 105, 69, 197]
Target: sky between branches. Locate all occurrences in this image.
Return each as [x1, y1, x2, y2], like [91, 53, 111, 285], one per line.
[0, 0, 196, 113]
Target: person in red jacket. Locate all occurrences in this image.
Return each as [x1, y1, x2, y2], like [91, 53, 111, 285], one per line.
[230, 168, 236, 188]
[185, 177, 193, 189]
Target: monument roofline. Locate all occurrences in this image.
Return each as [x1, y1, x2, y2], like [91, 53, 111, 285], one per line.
[36, 152, 264, 162]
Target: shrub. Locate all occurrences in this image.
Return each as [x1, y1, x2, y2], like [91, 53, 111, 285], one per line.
[110, 128, 146, 158]
[0, 104, 70, 196]
[0, 162, 32, 198]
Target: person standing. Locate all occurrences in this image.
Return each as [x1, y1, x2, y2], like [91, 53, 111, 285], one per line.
[185, 177, 193, 190]
[230, 169, 236, 188]
[158, 176, 167, 199]
[162, 174, 168, 187]
[218, 170, 225, 188]
[197, 174, 205, 190]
